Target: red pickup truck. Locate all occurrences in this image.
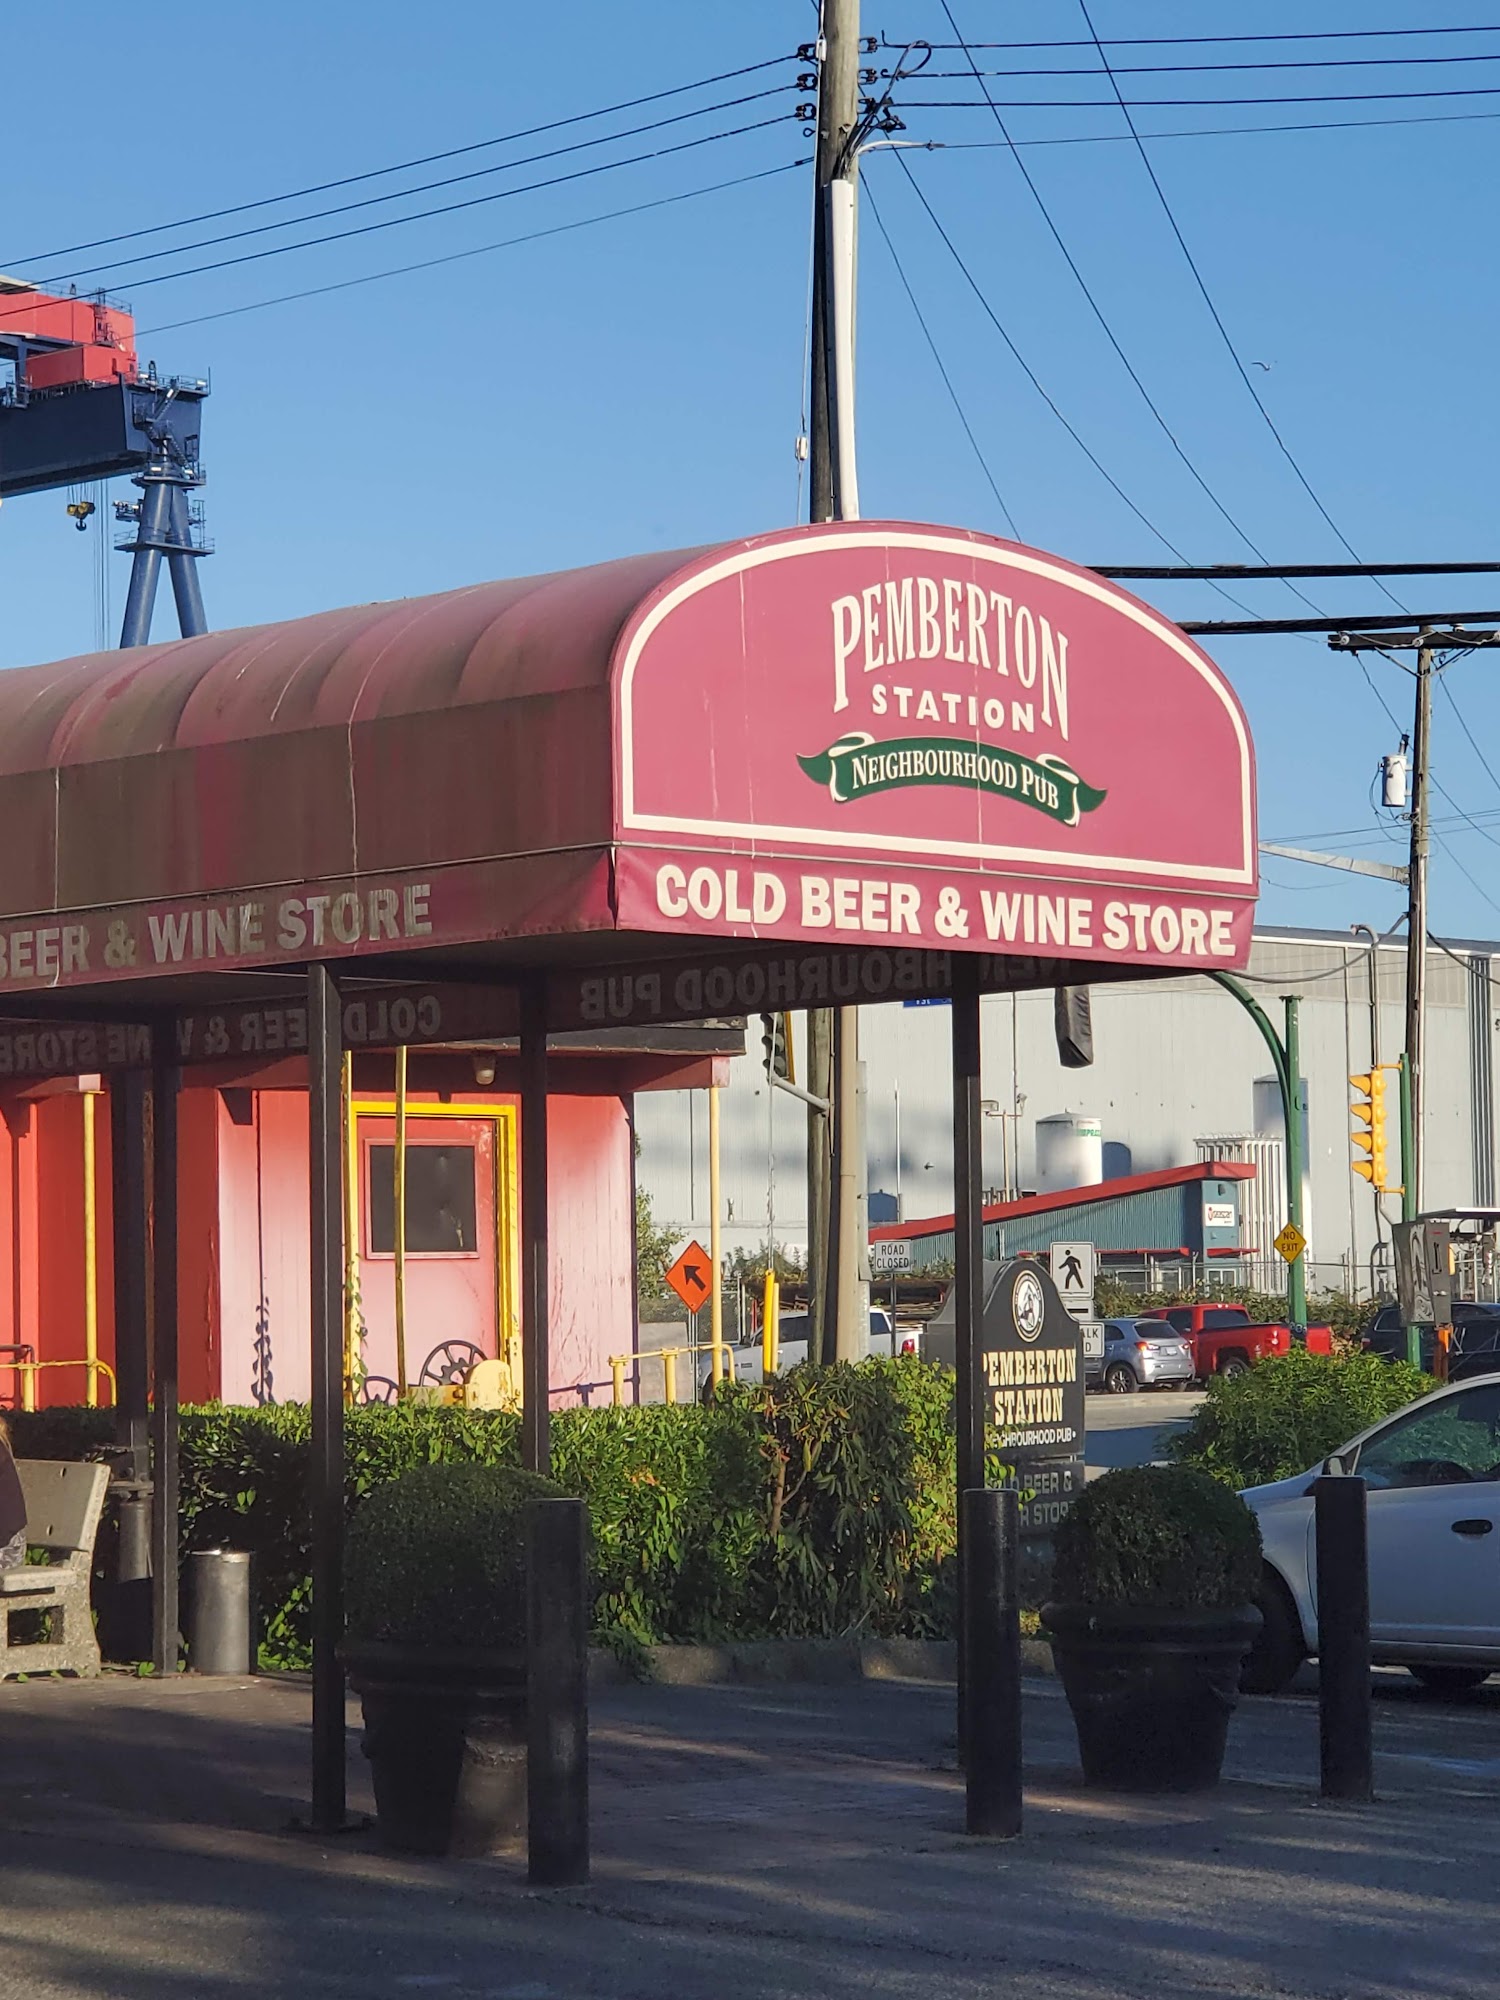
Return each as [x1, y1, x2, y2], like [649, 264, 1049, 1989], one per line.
[1135, 1304, 1333, 1380]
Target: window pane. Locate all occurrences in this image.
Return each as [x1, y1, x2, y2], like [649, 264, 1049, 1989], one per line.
[1357, 1385, 1500, 1489]
[369, 1145, 478, 1254]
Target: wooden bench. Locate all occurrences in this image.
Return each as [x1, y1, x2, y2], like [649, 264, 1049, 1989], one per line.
[0, 1460, 109, 1678]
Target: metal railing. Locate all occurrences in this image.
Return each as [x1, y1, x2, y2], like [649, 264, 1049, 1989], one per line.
[608, 1341, 738, 1408]
[2, 1354, 117, 1412]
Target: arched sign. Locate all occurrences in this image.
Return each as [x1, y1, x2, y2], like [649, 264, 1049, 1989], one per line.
[614, 523, 1256, 970]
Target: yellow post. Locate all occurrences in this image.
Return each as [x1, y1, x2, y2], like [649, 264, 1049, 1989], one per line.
[663, 1349, 678, 1407]
[763, 1267, 780, 1376]
[81, 1089, 99, 1409]
[610, 1356, 626, 1407]
[708, 1083, 724, 1387]
[394, 1043, 409, 1398]
[342, 1053, 360, 1402]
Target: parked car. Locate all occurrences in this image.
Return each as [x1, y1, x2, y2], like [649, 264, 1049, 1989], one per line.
[1239, 1369, 1500, 1695]
[698, 1307, 903, 1393]
[1135, 1303, 1327, 1380]
[1097, 1318, 1196, 1395]
[1362, 1300, 1500, 1378]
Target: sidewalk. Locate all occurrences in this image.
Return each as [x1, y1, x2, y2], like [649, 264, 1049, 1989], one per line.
[0, 1668, 1495, 1999]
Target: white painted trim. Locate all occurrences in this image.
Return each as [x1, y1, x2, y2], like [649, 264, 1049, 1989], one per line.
[616, 528, 1256, 886]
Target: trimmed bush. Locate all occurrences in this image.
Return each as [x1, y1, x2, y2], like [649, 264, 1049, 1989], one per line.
[12, 1357, 965, 1665]
[1165, 1348, 1433, 1490]
[1051, 1465, 1262, 1612]
[345, 1462, 562, 1652]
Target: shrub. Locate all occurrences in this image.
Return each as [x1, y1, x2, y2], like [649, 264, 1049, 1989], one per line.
[1051, 1465, 1262, 1612]
[1165, 1348, 1433, 1489]
[345, 1462, 561, 1652]
[10, 1357, 969, 1663]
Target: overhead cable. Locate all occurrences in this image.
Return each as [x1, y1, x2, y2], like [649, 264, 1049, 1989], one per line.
[133, 161, 807, 337]
[862, 180, 1018, 536]
[5, 53, 800, 269]
[25, 116, 794, 299]
[1075, 0, 1406, 617]
[40, 88, 798, 289]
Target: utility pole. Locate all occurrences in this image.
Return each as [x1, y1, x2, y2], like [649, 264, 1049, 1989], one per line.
[806, 0, 864, 1362]
[1330, 625, 1500, 1221]
[1406, 635, 1434, 1214]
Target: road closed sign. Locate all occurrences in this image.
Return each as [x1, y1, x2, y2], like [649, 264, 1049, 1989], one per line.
[871, 1239, 913, 1275]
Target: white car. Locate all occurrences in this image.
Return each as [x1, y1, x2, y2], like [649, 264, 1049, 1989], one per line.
[1240, 1373, 1500, 1695]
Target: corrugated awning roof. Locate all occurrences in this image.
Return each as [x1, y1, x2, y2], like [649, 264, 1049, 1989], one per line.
[871, 1159, 1257, 1241]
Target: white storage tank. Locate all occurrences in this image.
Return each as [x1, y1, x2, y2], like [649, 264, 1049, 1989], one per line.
[1034, 1112, 1103, 1193]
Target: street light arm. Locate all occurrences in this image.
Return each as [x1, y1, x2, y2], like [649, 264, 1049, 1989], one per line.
[1208, 971, 1290, 1107]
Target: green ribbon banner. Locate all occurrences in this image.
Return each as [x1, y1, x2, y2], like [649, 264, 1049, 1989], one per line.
[798, 733, 1107, 829]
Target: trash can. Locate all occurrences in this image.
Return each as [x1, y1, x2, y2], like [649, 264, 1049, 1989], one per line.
[183, 1549, 253, 1675]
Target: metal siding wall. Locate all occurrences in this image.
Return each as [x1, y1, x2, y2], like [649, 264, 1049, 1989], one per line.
[633, 930, 1498, 1291]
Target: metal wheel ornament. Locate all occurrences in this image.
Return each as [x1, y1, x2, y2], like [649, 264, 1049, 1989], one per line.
[418, 1339, 486, 1388]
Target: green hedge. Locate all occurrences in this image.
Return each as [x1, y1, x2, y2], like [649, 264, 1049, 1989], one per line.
[1165, 1348, 1434, 1489]
[12, 1359, 961, 1666]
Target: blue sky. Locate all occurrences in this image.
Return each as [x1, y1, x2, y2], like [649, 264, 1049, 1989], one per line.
[3, 0, 1498, 938]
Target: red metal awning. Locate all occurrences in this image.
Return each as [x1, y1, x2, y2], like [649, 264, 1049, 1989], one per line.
[0, 521, 1257, 1007]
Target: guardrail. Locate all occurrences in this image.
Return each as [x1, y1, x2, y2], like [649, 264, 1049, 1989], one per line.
[2, 1355, 117, 1412]
[607, 1342, 738, 1408]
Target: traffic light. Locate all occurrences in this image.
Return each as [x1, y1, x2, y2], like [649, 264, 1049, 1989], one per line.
[760, 1011, 793, 1084]
[1350, 1067, 1390, 1189]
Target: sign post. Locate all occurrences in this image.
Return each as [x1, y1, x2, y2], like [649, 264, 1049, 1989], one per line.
[872, 1237, 912, 1328]
[664, 1241, 713, 1318]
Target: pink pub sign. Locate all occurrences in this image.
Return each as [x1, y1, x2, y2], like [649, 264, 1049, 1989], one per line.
[611, 523, 1258, 972]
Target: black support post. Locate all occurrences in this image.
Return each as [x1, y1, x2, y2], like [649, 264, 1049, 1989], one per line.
[520, 981, 550, 1475]
[308, 964, 347, 1832]
[961, 1486, 1023, 1838]
[111, 1072, 151, 1478]
[951, 959, 984, 1756]
[107, 1072, 153, 1664]
[526, 1497, 590, 1886]
[1315, 1474, 1373, 1802]
[149, 1056, 179, 1677]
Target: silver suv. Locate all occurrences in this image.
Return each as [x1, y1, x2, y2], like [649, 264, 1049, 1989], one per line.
[1099, 1318, 1195, 1394]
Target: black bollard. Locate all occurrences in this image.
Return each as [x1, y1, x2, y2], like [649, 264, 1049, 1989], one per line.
[1314, 1474, 1373, 1802]
[526, 1497, 590, 1885]
[961, 1485, 1023, 1838]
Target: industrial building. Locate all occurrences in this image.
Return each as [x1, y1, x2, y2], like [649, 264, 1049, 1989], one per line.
[635, 923, 1496, 1298]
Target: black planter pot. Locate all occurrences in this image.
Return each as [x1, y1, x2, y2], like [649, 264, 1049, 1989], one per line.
[343, 1641, 527, 1856]
[1042, 1602, 1262, 1794]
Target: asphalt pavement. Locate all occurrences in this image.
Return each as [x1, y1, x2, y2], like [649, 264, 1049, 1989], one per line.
[1, 1666, 1497, 1999]
[1084, 1387, 1205, 1475]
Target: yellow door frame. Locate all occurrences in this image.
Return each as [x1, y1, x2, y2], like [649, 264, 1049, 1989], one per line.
[349, 1098, 520, 1396]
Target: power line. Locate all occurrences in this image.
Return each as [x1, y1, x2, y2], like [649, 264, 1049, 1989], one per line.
[39, 88, 796, 290]
[1435, 831, 1500, 917]
[862, 180, 1018, 536]
[5, 53, 800, 270]
[917, 51, 1500, 77]
[1075, 0, 1407, 617]
[23, 116, 793, 302]
[1440, 677, 1500, 802]
[129, 159, 812, 336]
[904, 85, 1500, 107]
[887, 149, 1258, 613]
[929, 107, 1500, 145]
[928, 0, 1327, 613]
[133, 160, 807, 338]
[910, 27, 1500, 51]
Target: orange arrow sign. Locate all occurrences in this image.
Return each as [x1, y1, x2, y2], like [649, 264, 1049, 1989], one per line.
[664, 1239, 713, 1312]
